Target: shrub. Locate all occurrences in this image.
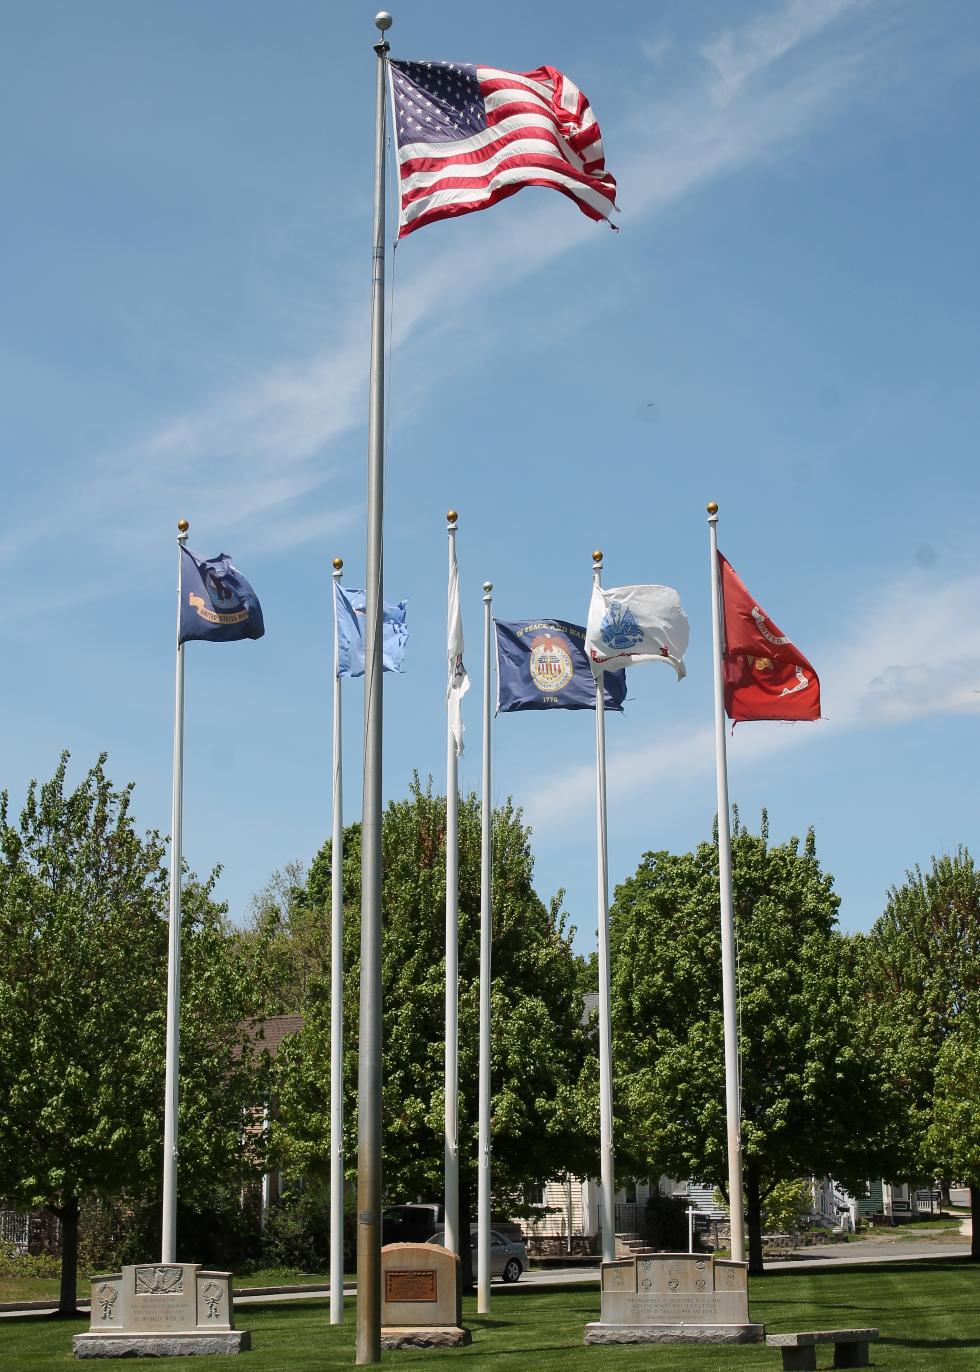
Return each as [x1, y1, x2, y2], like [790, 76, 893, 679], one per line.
[641, 1192, 691, 1251]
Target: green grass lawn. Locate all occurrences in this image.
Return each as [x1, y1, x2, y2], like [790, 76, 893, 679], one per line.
[0, 1268, 348, 1305]
[3, 1259, 979, 1370]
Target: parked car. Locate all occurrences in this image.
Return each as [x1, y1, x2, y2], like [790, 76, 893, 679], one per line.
[427, 1226, 529, 1283]
[382, 1203, 444, 1246]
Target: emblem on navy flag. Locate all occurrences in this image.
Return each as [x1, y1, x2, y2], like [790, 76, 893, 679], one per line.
[529, 633, 574, 693]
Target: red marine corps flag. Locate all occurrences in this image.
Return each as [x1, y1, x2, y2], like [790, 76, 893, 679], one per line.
[718, 553, 821, 722]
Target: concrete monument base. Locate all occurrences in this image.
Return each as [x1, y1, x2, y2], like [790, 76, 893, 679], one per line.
[586, 1252, 764, 1346]
[73, 1331, 250, 1357]
[74, 1262, 247, 1359]
[585, 1321, 764, 1345]
[381, 1326, 472, 1349]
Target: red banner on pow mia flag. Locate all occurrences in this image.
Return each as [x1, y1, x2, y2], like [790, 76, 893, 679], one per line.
[719, 553, 820, 722]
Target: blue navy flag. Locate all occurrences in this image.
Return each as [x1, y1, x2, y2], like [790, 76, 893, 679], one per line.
[495, 619, 626, 713]
[335, 584, 409, 678]
[178, 547, 264, 645]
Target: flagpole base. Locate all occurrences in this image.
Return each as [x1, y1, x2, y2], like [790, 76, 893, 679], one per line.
[585, 1323, 764, 1345]
[381, 1326, 471, 1349]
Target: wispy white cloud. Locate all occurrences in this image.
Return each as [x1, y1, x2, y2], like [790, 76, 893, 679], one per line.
[10, 0, 899, 565]
[525, 570, 980, 834]
[699, 0, 867, 98]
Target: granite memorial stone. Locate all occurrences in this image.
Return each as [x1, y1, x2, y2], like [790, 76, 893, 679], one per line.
[73, 1263, 249, 1358]
[380, 1242, 471, 1349]
[585, 1252, 764, 1345]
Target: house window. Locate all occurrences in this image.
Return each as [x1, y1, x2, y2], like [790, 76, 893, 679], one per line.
[524, 1183, 546, 1207]
[624, 1182, 637, 1204]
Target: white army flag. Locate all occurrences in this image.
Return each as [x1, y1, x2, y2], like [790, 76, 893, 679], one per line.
[586, 583, 689, 679]
[448, 541, 470, 755]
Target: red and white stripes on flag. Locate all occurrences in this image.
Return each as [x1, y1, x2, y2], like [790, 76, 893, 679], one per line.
[389, 60, 618, 238]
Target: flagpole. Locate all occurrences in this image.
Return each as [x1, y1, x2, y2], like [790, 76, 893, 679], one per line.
[161, 516, 189, 1265]
[592, 549, 616, 1266]
[445, 513, 460, 1259]
[707, 501, 746, 1265]
[477, 580, 493, 1315]
[356, 12, 391, 1366]
[330, 556, 345, 1326]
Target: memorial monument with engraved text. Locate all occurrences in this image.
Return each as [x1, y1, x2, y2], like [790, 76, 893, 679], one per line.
[73, 1262, 248, 1358]
[585, 1252, 764, 1345]
[380, 1242, 470, 1349]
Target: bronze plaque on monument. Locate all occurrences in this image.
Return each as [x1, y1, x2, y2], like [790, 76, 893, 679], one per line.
[385, 1269, 437, 1303]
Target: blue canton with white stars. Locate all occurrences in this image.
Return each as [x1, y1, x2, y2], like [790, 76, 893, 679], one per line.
[390, 62, 486, 145]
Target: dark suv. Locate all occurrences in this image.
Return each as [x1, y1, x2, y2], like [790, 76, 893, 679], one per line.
[381, 1203, 444, 1246]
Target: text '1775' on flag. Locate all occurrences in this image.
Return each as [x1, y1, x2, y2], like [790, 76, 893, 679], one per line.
[389, 60, 618, 237]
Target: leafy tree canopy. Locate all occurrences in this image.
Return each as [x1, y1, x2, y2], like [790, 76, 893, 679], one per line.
[862, 847, 980, 1256]
[609, 809, 887, 1270]
[0, 754, 273, 1308]
[271, 776, 592, 1220]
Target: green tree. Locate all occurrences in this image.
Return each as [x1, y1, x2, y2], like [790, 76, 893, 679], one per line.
[610, 811, 884, 1272]
[244, 859, 316, 1014]
[926, 1010, 980, 1253]
[0, 755, 271, 1312]
[271, 777, 591, 1276]
[862, 848, 980, 1258]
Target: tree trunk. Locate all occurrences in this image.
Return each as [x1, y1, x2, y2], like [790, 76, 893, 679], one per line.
[970, 1184, 979, 1261]
[745, 1166, 764, 1276]
[52, 1194, 80, 1316]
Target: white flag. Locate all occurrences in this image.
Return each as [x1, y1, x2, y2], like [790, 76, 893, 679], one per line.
[586, 583, 689, 679]
[448, 544, 470, 755]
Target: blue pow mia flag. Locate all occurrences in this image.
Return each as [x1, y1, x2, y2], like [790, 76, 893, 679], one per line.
[178, 547, 265, 645]
[335, 583, 409, 677]
[495, 619, 626, 713]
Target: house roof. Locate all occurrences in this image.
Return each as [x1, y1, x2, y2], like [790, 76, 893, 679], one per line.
[239, 1013, 305, 1058]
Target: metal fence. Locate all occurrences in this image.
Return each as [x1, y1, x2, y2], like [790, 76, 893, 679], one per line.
[0, 1210, 30, 1253]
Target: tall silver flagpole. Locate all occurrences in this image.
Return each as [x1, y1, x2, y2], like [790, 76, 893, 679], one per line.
[707, 501, 746, 1264]
[330, 556, 345, 1326]
[161, 516, 189, 1265]
[477, 581, 493, 1315]
[444, 512, 460, 1258]
[356, 11, 391, 1365]
[592, 549, 616, 1266]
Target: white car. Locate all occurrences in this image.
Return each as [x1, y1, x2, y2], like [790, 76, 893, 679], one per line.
[427, 1226, 529, 1283]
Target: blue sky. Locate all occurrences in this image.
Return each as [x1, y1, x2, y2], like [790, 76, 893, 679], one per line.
[3, 0, 980, 954]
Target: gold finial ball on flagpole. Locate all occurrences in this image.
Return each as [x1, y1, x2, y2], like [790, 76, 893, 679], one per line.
[375, 11, 393, 31]
[177, 519, 189, 533]
[447, 510, 458, 524]
[706, 501, 719, 515]
[592, 549, 603, 563]
[332, 557, 343, 570]
[483, 581, 493, 593]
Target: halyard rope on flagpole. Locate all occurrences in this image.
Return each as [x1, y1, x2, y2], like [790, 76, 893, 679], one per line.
[592, 548, 616, 1267]
[477, 579, 493, 1315]
[707, 500, 747, 1265]
[356, 13, 392, 1366]
[329, 555, 345, 1326]
[161, 517, 189, 1266]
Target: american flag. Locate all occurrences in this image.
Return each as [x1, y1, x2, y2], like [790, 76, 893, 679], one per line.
[389, 60, 618, 238]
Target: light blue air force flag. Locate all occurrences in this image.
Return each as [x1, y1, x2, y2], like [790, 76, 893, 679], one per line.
[179, 547, 265, 645]
[335, 584, 409, 677]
